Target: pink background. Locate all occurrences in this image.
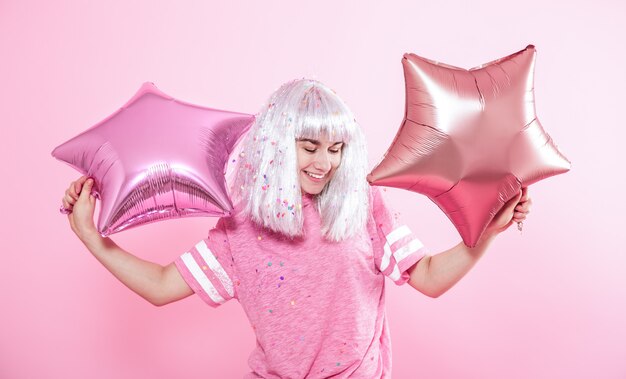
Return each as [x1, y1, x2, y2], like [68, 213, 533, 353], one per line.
[1, 1, 624, 378]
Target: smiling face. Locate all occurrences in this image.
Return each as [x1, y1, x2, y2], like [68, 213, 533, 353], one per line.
[296, 136, 343, 195]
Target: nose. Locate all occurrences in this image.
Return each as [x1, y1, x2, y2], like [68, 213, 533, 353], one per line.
[313, 151, 332, 172]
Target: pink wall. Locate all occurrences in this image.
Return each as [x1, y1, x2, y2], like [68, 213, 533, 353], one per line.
[1, 1, 624, 378]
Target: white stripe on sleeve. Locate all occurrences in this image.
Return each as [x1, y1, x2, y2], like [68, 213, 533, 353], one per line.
[380, 225, 412, 271]
[180, 251, 225, 304]
[381, 243, 393, 271]
[393, 238, 425, 263]
[195, 240, 234, 298]
[389, 264, 401, 282]
[386, 225, 411, 245]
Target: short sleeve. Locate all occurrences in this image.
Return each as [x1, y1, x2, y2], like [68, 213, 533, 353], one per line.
[370, 187, 429, 286]
[174, 218, 237, 307]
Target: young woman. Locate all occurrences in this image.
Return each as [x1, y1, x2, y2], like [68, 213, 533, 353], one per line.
[62, 79, 531, 378]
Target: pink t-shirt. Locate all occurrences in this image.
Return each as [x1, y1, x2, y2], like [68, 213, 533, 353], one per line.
[174, 187, 428, 378]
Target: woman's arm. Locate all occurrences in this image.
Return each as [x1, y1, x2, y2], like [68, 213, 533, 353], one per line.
[81, 233, 193, 306]
[407, 235, 496, 298]
[408, 187, 532, 298]
[64, 176, 193, 306]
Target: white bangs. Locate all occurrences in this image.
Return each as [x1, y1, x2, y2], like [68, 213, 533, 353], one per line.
[231, 78, 370, 242]
[293, 86, 356, 144]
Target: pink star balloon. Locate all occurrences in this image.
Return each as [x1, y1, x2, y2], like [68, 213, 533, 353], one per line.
[52, 82, 254, 236]
[368, 45, 571, 247]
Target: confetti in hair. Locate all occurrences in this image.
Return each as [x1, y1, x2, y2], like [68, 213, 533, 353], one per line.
[231, 78, 369, 241]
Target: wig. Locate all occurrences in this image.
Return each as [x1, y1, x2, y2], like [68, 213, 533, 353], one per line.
[231, 79, 370, 242]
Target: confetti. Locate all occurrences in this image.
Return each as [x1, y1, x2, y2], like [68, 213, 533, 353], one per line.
[261, 174, 270, 190]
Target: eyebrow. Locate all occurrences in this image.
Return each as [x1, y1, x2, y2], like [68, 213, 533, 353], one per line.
[298, 138, 343, 146]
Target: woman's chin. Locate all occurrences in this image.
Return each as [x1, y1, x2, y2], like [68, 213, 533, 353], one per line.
[301, 186, 324, 195]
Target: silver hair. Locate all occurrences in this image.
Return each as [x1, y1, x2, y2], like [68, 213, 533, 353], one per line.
[231, 78, 370, 242]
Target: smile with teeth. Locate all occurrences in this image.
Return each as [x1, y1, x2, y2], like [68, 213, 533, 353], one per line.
[305, 170, 326, 180]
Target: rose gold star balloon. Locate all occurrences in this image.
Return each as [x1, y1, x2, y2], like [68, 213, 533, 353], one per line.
[52, 82, 254, 236]
[368, 45, 571, 247]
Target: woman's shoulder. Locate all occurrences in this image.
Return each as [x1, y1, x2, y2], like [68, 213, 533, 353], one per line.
[367, 185, 385, 211]
[215, 201, 264, 237]
[218, 203, 247, 228]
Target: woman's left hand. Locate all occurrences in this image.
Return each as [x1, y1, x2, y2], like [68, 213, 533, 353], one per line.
[484, 187, 532, 238]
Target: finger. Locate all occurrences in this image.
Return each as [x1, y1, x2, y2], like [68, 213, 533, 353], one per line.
[64, 193, 76, 206]
[66, 188, 79, 201]
[79, 178, 94, 201]
[75, 176, 89, 195]
[62, 197, 73, 210]
[520, 187, 529, 202]
[501, 192, 522, 217]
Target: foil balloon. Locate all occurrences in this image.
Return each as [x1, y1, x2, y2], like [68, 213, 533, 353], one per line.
[52, 82, 254, 236]
[368, 45, 570, 247]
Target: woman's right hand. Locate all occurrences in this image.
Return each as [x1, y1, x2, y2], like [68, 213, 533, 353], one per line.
[62, 176, 193, 306]
[64, 175, 98, 242]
